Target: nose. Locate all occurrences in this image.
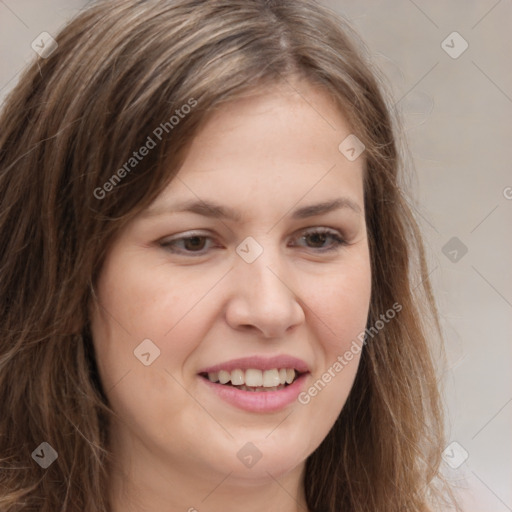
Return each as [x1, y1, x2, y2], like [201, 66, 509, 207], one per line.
[224, 245, 305, 338]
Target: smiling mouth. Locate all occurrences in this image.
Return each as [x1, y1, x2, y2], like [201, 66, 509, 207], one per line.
[199, 368, 303, 392]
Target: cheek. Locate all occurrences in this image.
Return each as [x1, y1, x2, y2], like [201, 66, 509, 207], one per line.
[88, 266, 203, 435]
[306, 258, 372, 351]
[89, 250, 222, 393]
[93, 244, 201, 337]
[295, 255, 370, 418]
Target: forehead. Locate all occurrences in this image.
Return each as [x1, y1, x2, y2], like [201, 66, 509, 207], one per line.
[185, 80, 353, 161]
[146, 80, 365, 216]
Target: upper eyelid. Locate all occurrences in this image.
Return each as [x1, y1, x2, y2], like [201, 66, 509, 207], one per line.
[162, 226, 343, 242]
[160, 227, 346, 252]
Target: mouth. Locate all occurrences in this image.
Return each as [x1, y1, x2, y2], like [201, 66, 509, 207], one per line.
[197, 355, 310, 412]
[199, 367, 304, 392]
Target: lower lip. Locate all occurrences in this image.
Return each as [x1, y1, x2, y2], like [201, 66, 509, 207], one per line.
[199, 374, 308, 413]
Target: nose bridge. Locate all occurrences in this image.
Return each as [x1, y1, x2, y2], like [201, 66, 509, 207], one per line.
[226, 238, 304, 336]
[245, 251, 283, 296]
[237, 234, 289, 292]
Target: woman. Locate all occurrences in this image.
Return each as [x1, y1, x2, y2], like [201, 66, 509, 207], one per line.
[0, 0, 458, 510]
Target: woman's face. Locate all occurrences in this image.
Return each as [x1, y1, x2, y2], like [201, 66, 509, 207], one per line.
[90, 80, 371, 497]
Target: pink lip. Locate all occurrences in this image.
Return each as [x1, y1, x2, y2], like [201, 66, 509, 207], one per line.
[199, 373, 308, 413]
[198, 355, 310, 374]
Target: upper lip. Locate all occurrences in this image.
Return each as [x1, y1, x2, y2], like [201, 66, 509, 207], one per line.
[198, 355, 310, 374]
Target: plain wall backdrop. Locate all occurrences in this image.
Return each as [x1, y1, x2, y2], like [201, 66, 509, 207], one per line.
[1, 1, 511, 510]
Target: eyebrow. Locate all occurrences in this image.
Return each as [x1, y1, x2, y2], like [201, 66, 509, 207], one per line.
[142, 197, 362, 221]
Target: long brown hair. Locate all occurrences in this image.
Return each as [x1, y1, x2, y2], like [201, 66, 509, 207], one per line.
[0, 0, 458, 510]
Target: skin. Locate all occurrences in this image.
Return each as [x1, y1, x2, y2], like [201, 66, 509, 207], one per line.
[89, 78, 372, 512]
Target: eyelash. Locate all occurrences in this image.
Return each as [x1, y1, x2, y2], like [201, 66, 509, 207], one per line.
[159, 228, 347, 256]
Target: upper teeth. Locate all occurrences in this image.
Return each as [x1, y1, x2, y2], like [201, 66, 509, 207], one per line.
[207, 368, 296, 387]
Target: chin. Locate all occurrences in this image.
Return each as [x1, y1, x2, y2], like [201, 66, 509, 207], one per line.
[205, 427, 313, 483]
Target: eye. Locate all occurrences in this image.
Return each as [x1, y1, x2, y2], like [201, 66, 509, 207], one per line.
[159, 227, 347, 257]
[291, 228, 347, 252]
[160, 232, 217, 256]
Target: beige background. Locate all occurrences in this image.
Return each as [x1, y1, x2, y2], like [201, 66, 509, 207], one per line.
[1, 1, 511, 510]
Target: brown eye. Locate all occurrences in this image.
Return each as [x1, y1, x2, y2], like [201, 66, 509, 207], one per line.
[294, 228, 346, 252]
[182, 236, 207, 251]
[160, 233, 215, 255]
[304, 232, 329, 248]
